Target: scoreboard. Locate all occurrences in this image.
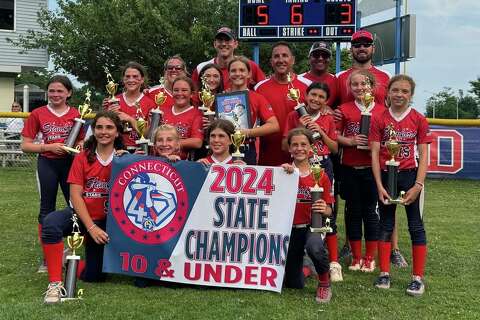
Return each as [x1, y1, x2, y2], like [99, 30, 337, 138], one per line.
[238, 0, 357, 41]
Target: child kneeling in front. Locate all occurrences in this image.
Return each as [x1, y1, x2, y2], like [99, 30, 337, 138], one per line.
[282, 128, 334, 303]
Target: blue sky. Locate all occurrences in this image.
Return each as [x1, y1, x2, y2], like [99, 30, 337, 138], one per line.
[48, 0, 480, 113]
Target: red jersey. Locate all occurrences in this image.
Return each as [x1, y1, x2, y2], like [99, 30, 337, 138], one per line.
[145, 86, 175, 109]
[298, 72, 338, 108]
[369, 107, 433, 170]
[22, 105, 85, 159]
[161, 105, 203, 159]
[246, 90, 276, 125]
[336, 66, 390, 105]
[336, 101, 386, 167]
[255, 75, 309, 166]
[67, 150, 112, 221]
[293, 170, 334, 225]
[284, 111, 337, 157]
[192, 58, 266, 91]
[204, 155, 233, 164]
[117, 93, 156, 147]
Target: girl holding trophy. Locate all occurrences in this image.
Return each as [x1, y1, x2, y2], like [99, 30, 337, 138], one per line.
[41, 111, 124, 303]
[370, 75, 431, 296]
[21, 75, 85, 273]
[336, 70, 385, 274]
[281, 128, 333, 303]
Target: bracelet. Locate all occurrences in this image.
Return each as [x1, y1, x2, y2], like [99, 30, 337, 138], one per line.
[415, 181, 424, 188]
[87, 224, 97, 233]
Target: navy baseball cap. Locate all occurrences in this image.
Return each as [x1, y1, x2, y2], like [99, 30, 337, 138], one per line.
[215, 27, 236, 40]
[309, 42, 332, 57]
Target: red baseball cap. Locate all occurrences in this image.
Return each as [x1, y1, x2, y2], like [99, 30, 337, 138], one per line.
[351, 30, 374, 43]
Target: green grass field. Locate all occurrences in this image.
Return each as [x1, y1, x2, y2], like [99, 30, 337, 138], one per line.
[0, 168, 479, 320]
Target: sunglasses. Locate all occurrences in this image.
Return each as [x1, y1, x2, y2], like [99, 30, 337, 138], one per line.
[311, 51, 330, 59]
[352, 42, 373, 49]
[166, 65, 184, 71]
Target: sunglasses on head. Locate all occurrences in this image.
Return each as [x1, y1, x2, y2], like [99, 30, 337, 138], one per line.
[352, 42, 373, 49]
[167, 65, 184, 71]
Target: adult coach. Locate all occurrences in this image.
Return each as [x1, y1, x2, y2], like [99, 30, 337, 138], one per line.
[298, 42, 338, 109]
[255, 42, 309, 166]
[337, 30, 390, 105]
[192, 27, 265, 90]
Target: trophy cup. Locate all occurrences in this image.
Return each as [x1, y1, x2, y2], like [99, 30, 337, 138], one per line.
[287, 73, 321, 141]
[104, 67, 119, 105]
[309, 164, 333, 235]
[385, 124, 405, 204]
[147, 78, 166, 146]
[358, 78, 374, 150]
[62, 90, 92, 154]
[135, 104, 150, 154]
[230, 112, 246, 161]
[62, 213, 84, 301]
[198, 75, 216, 122]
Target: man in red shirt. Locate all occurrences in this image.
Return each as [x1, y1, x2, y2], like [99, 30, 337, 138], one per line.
[192, 27, 265, 91]
[298, 42, 338, 109]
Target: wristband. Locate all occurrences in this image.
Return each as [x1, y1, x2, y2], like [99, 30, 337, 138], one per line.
[415, 181, 424, 188]
[87, 224, 97, 233]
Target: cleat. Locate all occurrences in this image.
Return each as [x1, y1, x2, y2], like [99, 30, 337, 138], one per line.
[348, 258, 363, 271]
[406, 276, 425, 296]
[374, 274, 391, 289]
[37, 260, 47, 273]
[391, 249, 408, 268]
[43, 282, 66, 304]
[360, 256, 376, 272]
[329, 261, 343, 282]
[315, 285, 332, 303]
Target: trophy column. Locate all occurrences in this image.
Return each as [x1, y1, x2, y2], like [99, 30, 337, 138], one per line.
[385, 125, 404, 204]
[62, 213, 84, 301]
[62, 90, 92, 154]
[309, 164, 332, 235]
[147, 90, 166, 146]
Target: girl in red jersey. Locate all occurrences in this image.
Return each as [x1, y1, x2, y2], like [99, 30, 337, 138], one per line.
[105, 61, 156, 151]
[370, 75, 431, 296]
[197, 119, 246, 165]
[41, 111, 124, 303]
[336, 70, 384, 274]
[160, 76, 203, 159]
[227, 56, 280, 164]
[281, 128, 333, 303]
[21, 75, 85, 272]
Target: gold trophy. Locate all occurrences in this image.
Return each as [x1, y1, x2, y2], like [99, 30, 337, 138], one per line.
[104, 67, 119, 105]
[198, 75, 216, 119]
[230, 111, 246, 160]
[147, 77, 166, 145]
[62, 213, 84, 301]
[309, 164, 333, 234]
[358, 78, 374, 150]
[62, 90, 92, 154]
[385, 124, 405, 204]
[135, 103, 150, 154]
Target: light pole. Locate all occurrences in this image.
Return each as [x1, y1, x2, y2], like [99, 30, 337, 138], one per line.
[424, 90, 436, 118]
[456, 96, 459, 119]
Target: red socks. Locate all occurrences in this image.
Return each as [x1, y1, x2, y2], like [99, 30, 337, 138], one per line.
[365, 240, 378, 258]
[378, 241, 391, 273]
[77, 260, 86, 279]
[412, 245, 427, 277]
[318, 272, 330, 287]
[42, 242, 64, 282]
[349, 240, 362, 260]
[326, 234, 338, 262]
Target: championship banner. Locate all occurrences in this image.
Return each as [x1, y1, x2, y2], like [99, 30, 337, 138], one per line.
[427, 126, 480, 180]
[103, 155, 299, 292]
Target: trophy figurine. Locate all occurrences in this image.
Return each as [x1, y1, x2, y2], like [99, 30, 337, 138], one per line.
[198, 75, 216, 121]
[147, 78, 166, 145]
[358, 78, 374, 150]
[62, 90, 92, 154]
[309, 164, 333, 235]
[287, 73, 321, 141]
[135, 105, 150, 154]
[385, 124, 405, 204]
[62, 213, 84, 301]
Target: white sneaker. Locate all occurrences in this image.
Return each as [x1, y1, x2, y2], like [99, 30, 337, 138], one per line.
[43, 282, 66, 304]
[37, 261, 47, 273]
[329, 261, 343, 282]
[360, 256, 376, 273]
[348, 258, 363, 271]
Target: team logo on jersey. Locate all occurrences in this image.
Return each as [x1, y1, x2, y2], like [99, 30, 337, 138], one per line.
[110, 159, 189, 244]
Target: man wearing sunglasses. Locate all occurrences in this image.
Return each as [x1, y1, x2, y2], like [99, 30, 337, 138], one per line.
[192, 27, 265, 91]
[337, 30, 390, 105]
[298, 42, 338, 109]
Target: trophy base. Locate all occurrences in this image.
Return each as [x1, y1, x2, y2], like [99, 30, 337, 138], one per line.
[386, 198, 404, 205]
[232, 152, 244, 158]
[135, 138, 150, 145]
[203, 110, 216, 116]
[61, 297, 83, 302]
[310, 226, 333, 234]
[61, 146, 81, 154]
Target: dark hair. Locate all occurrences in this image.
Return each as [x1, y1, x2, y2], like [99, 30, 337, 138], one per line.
[207, 119, 235, 154]
[287, 127, 314, 145]
[84, 111, 124, 163]
[164, 55, 189, 76]
[172, 76, 195, 92]
[271, 41, 294, 56]
[306, 82, 330, 100]
[388, 74, 416, 95]
[199, 63, 224, 93]
[47, 75, 73, 93]
[11, 102, 22, 111]
[228, 56, 251, 73]
[122, 61, 147, 91]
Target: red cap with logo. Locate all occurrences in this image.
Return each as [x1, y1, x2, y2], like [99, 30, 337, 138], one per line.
[351, 30, 374, 43]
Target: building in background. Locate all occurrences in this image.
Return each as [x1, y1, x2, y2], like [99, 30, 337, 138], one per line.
[0, 0, 48, 111]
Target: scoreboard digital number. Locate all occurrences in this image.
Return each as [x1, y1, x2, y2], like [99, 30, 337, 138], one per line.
[238, 0, 357, 41]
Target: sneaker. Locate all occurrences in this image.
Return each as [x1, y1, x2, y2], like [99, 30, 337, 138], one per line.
[348, 258, 363, 271]
[374, 274, 391, 289]
[37, 260, 47, 273]
[406, 276, 425, 297]
[329, 261, 343, 282]
[339, 244, 352, 262]
[391, 249, 408, 268]
[43, 282, 66, 304]
[360, 256, 376, 272]
[315, 286, 332, 303]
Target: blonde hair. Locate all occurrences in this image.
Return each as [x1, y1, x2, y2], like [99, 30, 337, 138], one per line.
[154, 124, 179, 142]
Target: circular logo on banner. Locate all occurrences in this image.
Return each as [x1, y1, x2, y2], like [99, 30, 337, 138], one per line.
[110, 159, 189, 244]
